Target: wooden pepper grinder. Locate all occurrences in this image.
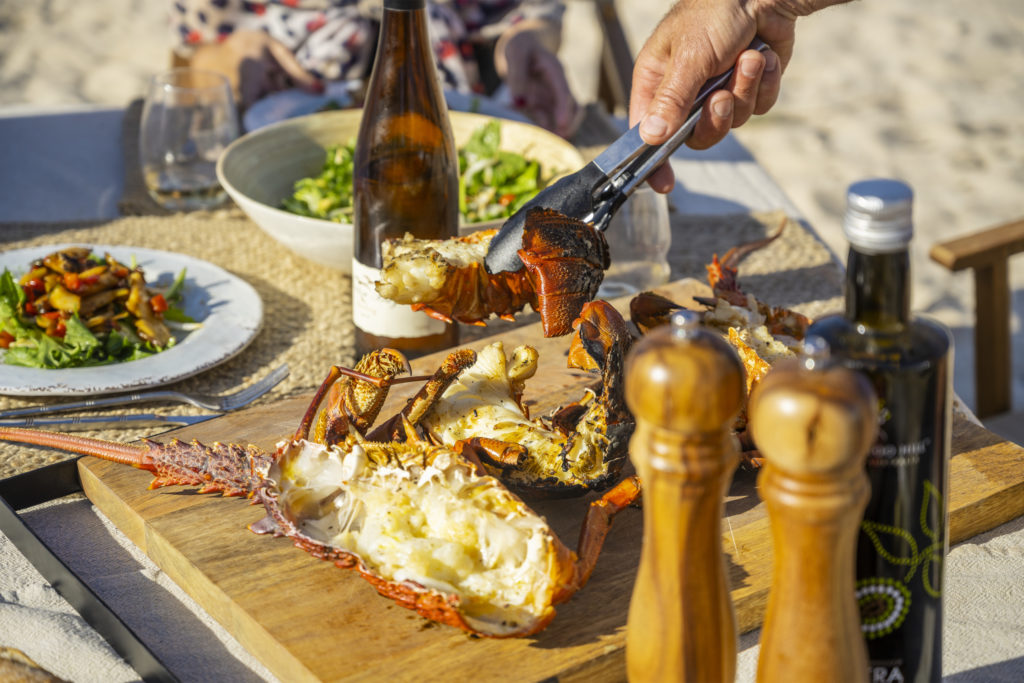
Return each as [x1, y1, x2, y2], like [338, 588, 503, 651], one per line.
[624, 310, 746, 682]
[748, 338, 878, 682]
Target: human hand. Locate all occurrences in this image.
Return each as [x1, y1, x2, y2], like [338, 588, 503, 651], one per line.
[630, 0, 846, 192]
[499, 28, 580, 139]
[189, 30, 323, 112]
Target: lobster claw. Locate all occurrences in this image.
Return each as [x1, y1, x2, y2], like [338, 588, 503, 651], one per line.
[567, 300, 634, 372]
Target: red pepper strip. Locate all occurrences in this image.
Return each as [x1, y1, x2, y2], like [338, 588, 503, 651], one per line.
[22, 279, 45, 296]
[0, 331, 14, 348]
[63, 272, 81, 291]
[150, 293, 168, 314]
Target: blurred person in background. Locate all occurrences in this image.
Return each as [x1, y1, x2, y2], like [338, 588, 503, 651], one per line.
[171, 0, 579, 138]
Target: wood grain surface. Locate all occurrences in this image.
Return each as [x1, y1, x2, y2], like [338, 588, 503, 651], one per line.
[78, 279, 1024, 682]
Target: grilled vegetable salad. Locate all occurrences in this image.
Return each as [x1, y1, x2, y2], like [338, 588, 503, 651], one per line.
[0, 247, 193, 369]
[281, 120, 554, 224]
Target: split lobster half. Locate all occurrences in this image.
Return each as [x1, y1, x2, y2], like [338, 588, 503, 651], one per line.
[375, 207, 609, 337]
[0, 306, 639, 638]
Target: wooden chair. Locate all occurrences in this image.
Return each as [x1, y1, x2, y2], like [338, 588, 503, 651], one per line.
[930, 218, 1024, 418]
[591, 0, 634, 116]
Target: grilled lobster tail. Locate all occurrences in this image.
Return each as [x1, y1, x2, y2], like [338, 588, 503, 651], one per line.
[375, 208, 608, 338]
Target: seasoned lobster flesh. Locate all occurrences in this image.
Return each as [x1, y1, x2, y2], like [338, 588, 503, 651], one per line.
[630, 226, 810, 397]
[420, 301, 635, 497]
[0, 346, 640, 637]
[627, 230, 815, 468]
[375, 207, 609, 337]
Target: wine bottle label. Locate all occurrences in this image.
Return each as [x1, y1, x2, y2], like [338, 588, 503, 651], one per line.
[351, 258, 445, 337]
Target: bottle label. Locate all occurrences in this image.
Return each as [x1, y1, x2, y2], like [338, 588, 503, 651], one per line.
[856, 387, 947, 680]
[352, 258, 445, 338]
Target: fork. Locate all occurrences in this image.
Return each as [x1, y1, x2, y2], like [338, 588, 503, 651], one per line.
[0, 363, 290, 419]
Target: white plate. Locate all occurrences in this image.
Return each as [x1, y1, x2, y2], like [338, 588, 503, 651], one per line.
[0, 245, 263, 396]
[243, 84, 530, 132]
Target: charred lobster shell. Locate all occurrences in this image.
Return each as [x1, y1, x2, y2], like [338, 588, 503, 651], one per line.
[375, 208, 608, 337]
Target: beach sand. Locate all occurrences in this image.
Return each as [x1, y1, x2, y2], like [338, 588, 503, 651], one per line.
[1, 0, 1022, 427]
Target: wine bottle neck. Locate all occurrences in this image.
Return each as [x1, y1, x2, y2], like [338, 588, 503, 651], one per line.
[845, 247, 911, 329]
[383, 0, 426, 10]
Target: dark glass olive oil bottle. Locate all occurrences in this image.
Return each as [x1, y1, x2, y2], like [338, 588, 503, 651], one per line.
[352, 0, 459, 358]
[807, 179, 952, 682]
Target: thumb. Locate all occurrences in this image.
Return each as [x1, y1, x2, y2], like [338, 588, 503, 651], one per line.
[638, 49, 715, 145]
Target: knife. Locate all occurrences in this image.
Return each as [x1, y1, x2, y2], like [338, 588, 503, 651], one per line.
[0, 413, 221, 430]
[484, 37, 770, 274]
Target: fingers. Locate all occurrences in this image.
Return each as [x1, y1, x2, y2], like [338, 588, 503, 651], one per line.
[646, 162, 676, 195]
[689, 47, 773, 149]
[506, 46, 579, 138]
[265, 40, 321, 92]
[755, 49, 782, 114]
[688, 90, 734, 150]
[639, 43, 784, 152]
[532, 52, 578, 137]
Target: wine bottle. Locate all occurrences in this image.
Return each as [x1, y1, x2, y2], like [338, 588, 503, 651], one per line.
[352, 0, 459, 357]
[807, 179, 952, 682]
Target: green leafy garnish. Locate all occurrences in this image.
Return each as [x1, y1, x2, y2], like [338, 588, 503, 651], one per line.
[280, 121, 556, 225]
[281, 143, 357, 222]
[0, 254, 192, 370]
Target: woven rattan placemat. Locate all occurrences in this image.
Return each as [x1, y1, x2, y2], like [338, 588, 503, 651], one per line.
[0, 209, 840, 476]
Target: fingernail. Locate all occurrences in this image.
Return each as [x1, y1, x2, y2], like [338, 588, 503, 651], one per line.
[640, 115, 668, 139]
[310, 80, 325, 93]
[512, 95, 527, 108]
[765, 51, 779, 73]
[712, 96, 733, 119]
[740, 56, 762, 79]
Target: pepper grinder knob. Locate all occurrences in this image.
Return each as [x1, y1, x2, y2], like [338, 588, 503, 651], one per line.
[624, 310, 746, 682]
[748, 339, 878, 681]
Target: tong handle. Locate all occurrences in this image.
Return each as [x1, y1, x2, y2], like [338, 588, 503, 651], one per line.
[588, 37, 770, 228]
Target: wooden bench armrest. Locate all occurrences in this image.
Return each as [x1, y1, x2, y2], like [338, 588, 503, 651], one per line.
[929, 217, 1024, 419]
[930, 218, 1024, 271]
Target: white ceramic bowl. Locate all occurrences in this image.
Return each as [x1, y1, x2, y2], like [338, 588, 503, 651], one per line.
[217, 109, 586, 272]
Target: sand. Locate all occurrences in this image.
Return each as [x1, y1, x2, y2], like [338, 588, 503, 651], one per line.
[0, 0, 1022, 422]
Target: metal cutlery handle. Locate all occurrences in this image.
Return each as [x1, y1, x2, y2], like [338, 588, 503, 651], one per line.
[0, 413, 220, 430]
[0, 391, 189, 418]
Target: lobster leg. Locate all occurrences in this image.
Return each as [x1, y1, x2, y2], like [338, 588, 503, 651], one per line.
[455, 437, 527, 469]
[561, 475, 642, 597]
[365, 348, 477, 442]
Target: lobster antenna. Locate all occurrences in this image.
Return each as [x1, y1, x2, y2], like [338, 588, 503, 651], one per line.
[0, 427, 151, 468]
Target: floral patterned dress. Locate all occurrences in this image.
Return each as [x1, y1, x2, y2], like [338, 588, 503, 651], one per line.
[171, 0, 563, 93]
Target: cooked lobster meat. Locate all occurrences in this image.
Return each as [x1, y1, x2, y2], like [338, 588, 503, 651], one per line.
[420, 301, 634, 497]
[0, 339, 640, 637]
[375, 207, 609, 337]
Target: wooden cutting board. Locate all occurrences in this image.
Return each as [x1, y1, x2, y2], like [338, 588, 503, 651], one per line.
[78, 278, 1024, 682]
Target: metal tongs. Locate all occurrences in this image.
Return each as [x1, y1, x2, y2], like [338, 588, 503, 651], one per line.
[484, 38, 769, 274]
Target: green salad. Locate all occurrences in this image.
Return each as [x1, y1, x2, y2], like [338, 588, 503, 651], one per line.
[0, 248, 192, 370]
[280, 120, 553, 224]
